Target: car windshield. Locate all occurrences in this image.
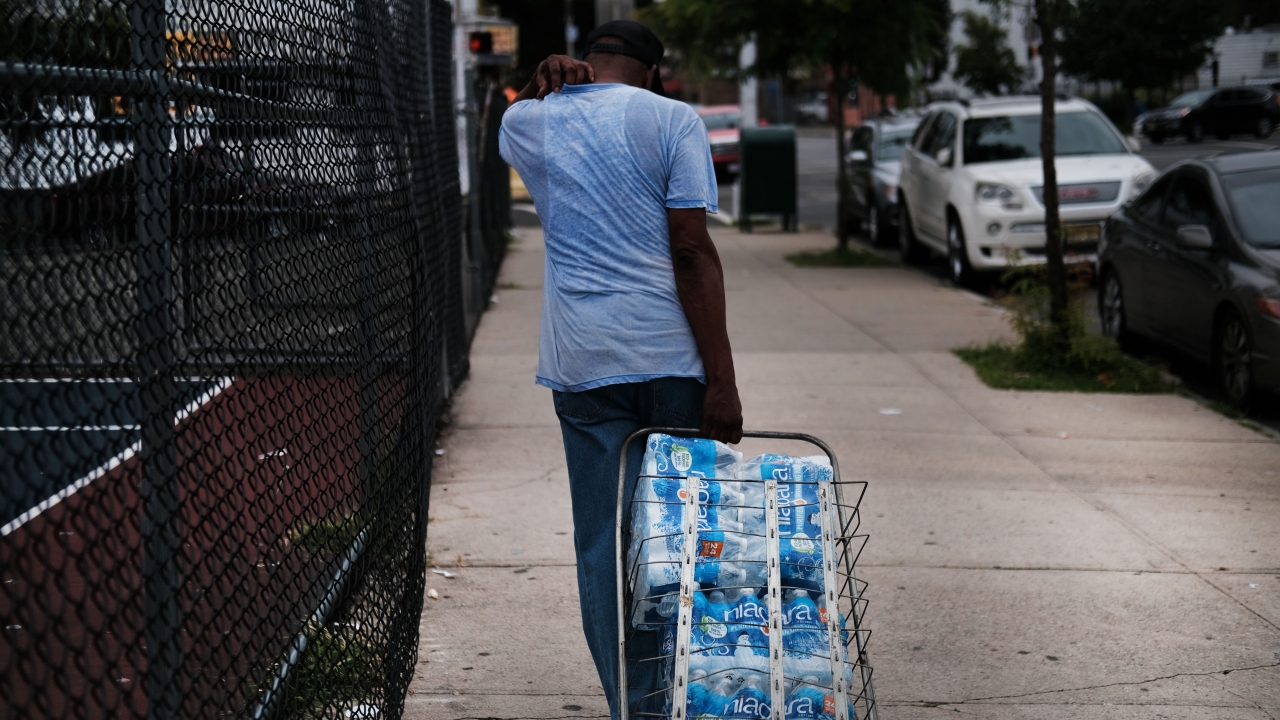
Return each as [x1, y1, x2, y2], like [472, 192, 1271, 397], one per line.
[878, 129, 915, 161]
[1169, 90, 1213, 108]
[700, 112, 739, 131]
[963, 111, 1127, 164]
[1223, 168, 1280, 247]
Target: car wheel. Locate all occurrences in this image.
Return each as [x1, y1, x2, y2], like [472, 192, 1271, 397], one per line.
[867, 203, 881, 245]
[1215, 310, 1255, 410]
[1099, 270, 1131, 346]
[1186, 121, 1204, 142]
[947, 217, 977, 287]
[1148, 133, 1164, 144]
[1257, 117, 1275, 139]
[898, 201, 927, 264]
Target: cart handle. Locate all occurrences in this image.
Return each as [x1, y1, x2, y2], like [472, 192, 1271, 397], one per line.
[614, 427, 842, 720]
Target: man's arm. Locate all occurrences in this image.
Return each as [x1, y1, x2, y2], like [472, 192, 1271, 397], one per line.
[512, 55, 595, 103]
[668, 207, 743, 444]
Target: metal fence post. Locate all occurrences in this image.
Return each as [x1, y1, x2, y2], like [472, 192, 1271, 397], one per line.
[130, 0, 182, 717]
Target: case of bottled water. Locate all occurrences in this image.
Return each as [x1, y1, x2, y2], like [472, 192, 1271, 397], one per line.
[624, 433, 872, 720]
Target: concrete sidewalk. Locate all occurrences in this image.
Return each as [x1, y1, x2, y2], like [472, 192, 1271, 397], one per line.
[406, 226, 1280, 719]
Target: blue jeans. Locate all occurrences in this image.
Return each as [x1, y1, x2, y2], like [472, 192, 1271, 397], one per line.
[552, 377, 704, 720]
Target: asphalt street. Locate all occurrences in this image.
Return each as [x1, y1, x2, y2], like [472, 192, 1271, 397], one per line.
[1138, 133, 1280, 170]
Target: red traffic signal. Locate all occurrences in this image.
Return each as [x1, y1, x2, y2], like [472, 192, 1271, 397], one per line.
[469, 31, 493, 54]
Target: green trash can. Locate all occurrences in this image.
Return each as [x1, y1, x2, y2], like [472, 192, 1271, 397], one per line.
[737, 125, 797, 232]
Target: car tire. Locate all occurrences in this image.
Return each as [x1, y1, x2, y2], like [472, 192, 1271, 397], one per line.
[1099, 269, 1133, 348]
[947, 216, 978, 287]
[1257, 117, 1275, 139]
[1214, 309, 1255, 410]
[1148, 133, 1164, 144]
[898, 201, 927, 264]
[1186, 121, 1204, 143]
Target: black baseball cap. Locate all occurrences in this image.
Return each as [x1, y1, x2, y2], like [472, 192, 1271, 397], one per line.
[583, 20, 666, 96]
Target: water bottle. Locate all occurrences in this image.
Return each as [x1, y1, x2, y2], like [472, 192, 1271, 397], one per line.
[692, 590, 733, 654]
[680, 668, 712, 718]
[696, 671, 747, 717]
[717, 480, 765, 528]
[722, 673, 771, 719]
[725, 588, 769, 657]
[782, 589, 827, 658]
[776, 482, 824, 584]
[784, 675, 833, 720]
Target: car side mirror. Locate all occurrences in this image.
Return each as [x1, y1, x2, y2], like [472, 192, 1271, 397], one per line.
[936, 147, 953, 167]
[847, 149, 869, 164]
[1175, 224, 1213, 249]
[1125, 136, 1142, 153]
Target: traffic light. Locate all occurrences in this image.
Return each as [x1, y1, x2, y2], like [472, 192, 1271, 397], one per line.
[469, 31, 493, 55]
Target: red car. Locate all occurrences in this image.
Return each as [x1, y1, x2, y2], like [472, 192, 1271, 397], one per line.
[695, 104, 741, 180]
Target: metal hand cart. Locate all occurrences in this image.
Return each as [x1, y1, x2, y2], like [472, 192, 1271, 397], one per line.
[616, 428, 877, 720]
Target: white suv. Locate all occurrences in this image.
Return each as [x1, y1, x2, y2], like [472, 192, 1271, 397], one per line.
[897, 96, 1156, 285]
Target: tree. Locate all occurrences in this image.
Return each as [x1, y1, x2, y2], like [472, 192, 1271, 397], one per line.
[643, 0, 951, 251]
[953, 9, 1023, 96]
[1215, 0, 1280, 31]
[1060, 0, 1222, 126]
[1033, 0, 1072, 336]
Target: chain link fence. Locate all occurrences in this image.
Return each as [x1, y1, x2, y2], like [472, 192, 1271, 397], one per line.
[1, 0, 508, 717]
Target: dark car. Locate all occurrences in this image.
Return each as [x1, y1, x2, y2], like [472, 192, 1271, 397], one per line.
[1141, 87, 1280, 143]
[845, 116, 921, 245]
[1097, 151, 1280, 408]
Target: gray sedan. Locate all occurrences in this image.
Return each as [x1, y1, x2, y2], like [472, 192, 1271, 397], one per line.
[1097, 151, 1280, 408]
[845, 117, 921, 245]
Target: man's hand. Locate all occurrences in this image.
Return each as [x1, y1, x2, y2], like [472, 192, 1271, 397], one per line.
[513, 55, 595, 103]
[668, 207, 743, 444]
[701, 377, 743, 445]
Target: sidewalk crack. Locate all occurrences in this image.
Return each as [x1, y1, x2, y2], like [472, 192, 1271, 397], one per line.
[912, 660, 1280, 707]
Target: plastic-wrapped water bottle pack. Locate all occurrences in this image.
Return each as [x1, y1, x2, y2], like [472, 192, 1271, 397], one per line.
[628, 434, 855, 719]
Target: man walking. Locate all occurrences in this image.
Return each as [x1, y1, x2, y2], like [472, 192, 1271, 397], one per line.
[499, 20, 742, 717]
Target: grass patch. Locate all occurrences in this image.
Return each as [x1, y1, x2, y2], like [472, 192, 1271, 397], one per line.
[955, 343, 1173, 393]
[288, 622, 383, 712]
[956, 259, 1173, 394]
[289, 512, 363, 556]
[785, 247, 893, 268]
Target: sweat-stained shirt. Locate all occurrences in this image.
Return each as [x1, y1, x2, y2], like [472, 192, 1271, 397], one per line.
[498, 83, 719, 392]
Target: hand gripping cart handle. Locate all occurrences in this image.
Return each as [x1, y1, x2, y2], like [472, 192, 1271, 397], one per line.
[615, 428, 877, 720]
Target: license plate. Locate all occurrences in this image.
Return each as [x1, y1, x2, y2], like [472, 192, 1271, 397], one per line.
[1064, 223, 1101, 245]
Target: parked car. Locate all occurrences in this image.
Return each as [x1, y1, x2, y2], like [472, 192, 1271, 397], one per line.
[1097, 151, 1280, 408]
[1141, 87, 1280, 143]
[796, 92, 829, 125]
[845, 116, 921, 245]
[695, 105, 742, 180]
[897, 96, 1156, 286]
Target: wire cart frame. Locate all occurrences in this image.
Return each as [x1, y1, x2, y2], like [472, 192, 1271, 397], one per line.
[616, 428, 877, 720]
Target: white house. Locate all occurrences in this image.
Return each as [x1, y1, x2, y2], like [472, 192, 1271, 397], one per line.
[1198, 26, 1280, 88]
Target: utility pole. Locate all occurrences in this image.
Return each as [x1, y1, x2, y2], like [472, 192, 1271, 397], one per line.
[566, 0, 579, 58]
[739, 37, 758, 127]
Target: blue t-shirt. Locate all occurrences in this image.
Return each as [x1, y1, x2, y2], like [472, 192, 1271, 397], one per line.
[499, 83, 719, 392]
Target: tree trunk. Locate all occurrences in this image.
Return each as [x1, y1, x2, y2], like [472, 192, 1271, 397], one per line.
[1126, 85, 1137, 133]
[1035, 0, 1069, 336]
[835, 70, 850, 251]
